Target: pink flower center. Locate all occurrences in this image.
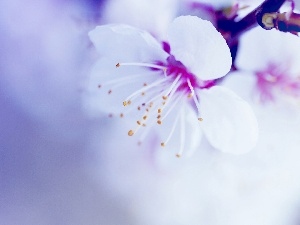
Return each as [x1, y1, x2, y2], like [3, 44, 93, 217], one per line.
[256, 63, 300, 102]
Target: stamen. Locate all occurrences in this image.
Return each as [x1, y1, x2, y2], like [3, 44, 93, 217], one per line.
[128, 130, 134, 136]
[160, 75, 183, 111]
[176, 108, 186, 158]
[160, 109, 181, 147]
[161, 93, 184, 121]
[163, 68, 167, 77]
[100, 73, 148, 88]
[187, 79, 202, 118]
[128, 121, 145, 136]
[140, 80, 181, 130]
[164, 75, 182, 98]
[137, 77, 177, 110]
[117, 62, 167, 71]
[123, 76, 171, 103]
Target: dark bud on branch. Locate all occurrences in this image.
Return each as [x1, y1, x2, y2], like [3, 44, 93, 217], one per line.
[260, 11, 300, 34]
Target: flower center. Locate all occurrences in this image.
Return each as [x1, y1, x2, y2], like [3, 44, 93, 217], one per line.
[256, 63, 300, 102]
[98, 49, 213, 157]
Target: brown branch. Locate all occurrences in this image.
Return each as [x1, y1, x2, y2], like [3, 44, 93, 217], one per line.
[230, 0, 286, 43]
[261, 11, 300, 33]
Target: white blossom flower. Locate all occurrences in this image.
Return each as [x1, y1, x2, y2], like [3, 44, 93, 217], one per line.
[87, 15, 258, 156]
[224, 27, 300, 106]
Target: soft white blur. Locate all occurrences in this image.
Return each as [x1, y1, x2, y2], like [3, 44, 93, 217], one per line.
[101, 0, 179, 38]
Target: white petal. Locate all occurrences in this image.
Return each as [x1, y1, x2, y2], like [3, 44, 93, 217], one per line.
[198, 86, 258, 154]
[167, 16, 231, 80]
[221, 71, 257, 103]
[193, 0, 233, 9]
[101, 0, 177, 39]
[89, 24, 168, 63]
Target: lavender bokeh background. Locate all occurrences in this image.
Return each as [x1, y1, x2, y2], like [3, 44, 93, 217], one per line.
[2, 1, 300, 225]
[0, 1, 130, 224]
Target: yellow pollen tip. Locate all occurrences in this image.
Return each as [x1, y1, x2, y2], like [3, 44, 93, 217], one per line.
[143, 116, 147, 120]
[157, 120, 162, 125]
[187, 93, 193, 98]
[176, 154, 181, 158]
[116, 63, 120, 68]
[198, 117, 203, 122]
[157, 115, 161, 119]
[127, 100, 131, 105]
[158, 109, 162, 113]
[137, 121, 141, 125]
[128, 130, 134, 136]
[161, 142, 165, 147]
[162, 96, 168, 100]
[137, 106, 141, 110]
[141, 92, 145, 96]
[123, 101, 127, 106]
